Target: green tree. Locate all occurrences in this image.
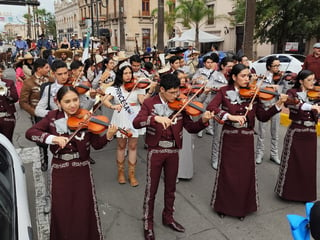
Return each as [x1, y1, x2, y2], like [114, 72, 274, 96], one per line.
[254, 0, 320, 52]
[177, 0, 212, 50]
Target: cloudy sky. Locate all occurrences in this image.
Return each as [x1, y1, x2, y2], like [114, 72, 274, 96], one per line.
[0, 0, 54, 30]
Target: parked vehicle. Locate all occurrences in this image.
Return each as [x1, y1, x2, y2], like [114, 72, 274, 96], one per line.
[251, 54, 305, 75]
[198, 51, 236, 68]
[0, 133, 33, 240]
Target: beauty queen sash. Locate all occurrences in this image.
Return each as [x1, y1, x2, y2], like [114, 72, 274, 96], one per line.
[116, 87, 137, 121]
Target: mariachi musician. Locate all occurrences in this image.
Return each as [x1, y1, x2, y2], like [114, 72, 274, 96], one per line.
[0, 64, 18, 141]
[26, 85, 118, 240]
[133, 74, 213, 240]
[206, 63, 288, 221]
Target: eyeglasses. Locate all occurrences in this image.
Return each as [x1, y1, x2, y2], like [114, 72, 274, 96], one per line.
[271, 64, 281, 68]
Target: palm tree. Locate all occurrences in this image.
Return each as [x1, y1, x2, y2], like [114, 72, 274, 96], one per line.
[151, 0, 180, 40]
[157, 0, 165, 50]
[177, 0, 212, 50]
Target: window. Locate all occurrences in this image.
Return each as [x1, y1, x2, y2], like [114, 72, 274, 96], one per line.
[278, 55, 291, 63]
[114, 0, 117, 18]
[207, 4, 214, 25]
[142, 0, 150, 16]
[142, 28, 151, 49]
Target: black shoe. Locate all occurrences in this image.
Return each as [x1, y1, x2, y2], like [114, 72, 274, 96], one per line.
[41, 157, 48, 172]
[89, 157, 96, 164]
[217, 212, 225, 219]
[238, 216, 245, 221]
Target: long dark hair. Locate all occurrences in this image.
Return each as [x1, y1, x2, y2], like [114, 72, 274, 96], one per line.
[293, 69, 314, 89]
[56, 86, 79, 102]
[113, 65, 133, 88]
[228, 64, 247, 85]
[101, 57, 113, 72]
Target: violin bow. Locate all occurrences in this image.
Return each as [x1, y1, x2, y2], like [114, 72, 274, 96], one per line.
[72, 66, 85, 88]
[54, 110, 92, 154]
[55, 93, 110, 154]
[244, 76, 265, 118]
[170, 80, 208, 124]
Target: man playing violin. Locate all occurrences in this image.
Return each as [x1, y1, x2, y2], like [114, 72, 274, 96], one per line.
[130, 54, 152, 79]
[35, 60, 97, 118]
[255, 56, 283, 165]
[192, 55, 218, 137]
[133, 74, 214, 240]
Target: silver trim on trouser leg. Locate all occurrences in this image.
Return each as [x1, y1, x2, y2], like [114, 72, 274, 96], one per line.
[270, 114, 280, 158]
[211, 121, 222, 165]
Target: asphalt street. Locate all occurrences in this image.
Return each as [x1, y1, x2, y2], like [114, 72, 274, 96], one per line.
[6, 66, 320, 240]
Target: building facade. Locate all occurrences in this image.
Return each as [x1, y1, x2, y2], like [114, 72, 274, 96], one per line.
[54, 0, 274, 58]
[54, 0, 81, 42]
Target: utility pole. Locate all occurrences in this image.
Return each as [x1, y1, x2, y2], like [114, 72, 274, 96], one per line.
[27, 5, 31, 38]
[119, 0, 125, 50]
[157, 0, 164, 51]
[243, 0, 256, 59]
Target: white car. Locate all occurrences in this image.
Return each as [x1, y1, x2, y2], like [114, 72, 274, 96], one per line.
[0, 134, 33, 240]
[251, 54, 305, 75]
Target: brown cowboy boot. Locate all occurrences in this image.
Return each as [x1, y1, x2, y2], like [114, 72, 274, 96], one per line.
[128, 162, 139, 187]
[117, 161, 126, 184]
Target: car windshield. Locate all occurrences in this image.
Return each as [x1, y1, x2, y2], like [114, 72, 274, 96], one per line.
[290, 54, 305, 62]
[0, 144, 16, 240]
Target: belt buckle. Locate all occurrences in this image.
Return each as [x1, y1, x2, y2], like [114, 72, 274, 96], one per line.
[0, 112, 7, 117]
[63, 154, 74, 161]
[158, 140, 174, 148]
[59, 153, 78, 161]
[304, 121, 314, 127]
[232, 122, 247, 128]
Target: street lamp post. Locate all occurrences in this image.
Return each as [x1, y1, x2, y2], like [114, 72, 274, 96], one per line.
[85, 0, 95, 37]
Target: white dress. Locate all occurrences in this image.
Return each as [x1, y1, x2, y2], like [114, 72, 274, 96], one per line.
[105, 86, 145, 138]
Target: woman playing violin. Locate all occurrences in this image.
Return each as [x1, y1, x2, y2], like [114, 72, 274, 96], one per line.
[26, 86, 118, 240]
[256, 56, 283, 164]
[275, 70, 320, 202]
[103, 64, 157, 187]
[206, 64, 288, 220]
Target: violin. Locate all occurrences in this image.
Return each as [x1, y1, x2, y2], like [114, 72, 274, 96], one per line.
[272, 71, 284, 83]
[180, 83, 192, 95]
[272, 71, 297, 83]
[239, 85, 299, 104]
[74, 80, 92, 94]
[179, 83, 205, 96]
[124, 78, 153, 91]
[67, 108, 132, 137]
[307, 87, 320, 101]
[168, 94, 224, 123]
[65, 76, 75, 87]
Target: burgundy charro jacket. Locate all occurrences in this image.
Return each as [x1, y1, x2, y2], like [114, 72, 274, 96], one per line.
[25, 109, 109, 160]
[0, 78, 18, 114]
[285, 88, 318, 123]
[133, 94, 208, 149]
[206, 84, 280, 129]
